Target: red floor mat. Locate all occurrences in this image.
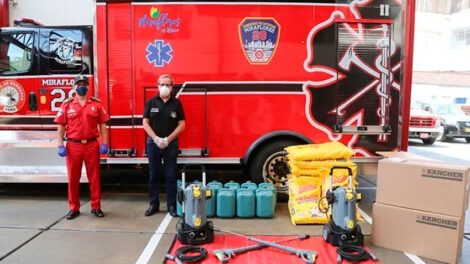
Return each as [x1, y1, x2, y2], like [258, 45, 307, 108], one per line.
[165, 235, 379, 264]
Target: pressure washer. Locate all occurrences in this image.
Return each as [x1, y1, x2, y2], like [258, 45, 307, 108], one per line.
[322, 166, 363, 246]
[322, 166, 378, 262]
[176, 165, 214, 245]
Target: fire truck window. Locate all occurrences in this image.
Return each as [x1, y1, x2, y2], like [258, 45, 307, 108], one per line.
[48, 30, 83, 73]
[0, 33, 34, 74]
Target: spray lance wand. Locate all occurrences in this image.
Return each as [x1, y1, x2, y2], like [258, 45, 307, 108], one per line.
[213, 229, 317, 264]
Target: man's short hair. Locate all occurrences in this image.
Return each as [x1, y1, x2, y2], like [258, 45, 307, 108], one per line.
[158, 74, 173, 86]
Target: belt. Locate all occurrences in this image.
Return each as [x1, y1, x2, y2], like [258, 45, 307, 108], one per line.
[66, 137, 97, 143]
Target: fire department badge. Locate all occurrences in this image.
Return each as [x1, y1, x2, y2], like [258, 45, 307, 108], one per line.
[53, 37, 76, 64]
[0, 80, 26, 113]
[170, 111, 177, 118]
[239, 18, 280, 64]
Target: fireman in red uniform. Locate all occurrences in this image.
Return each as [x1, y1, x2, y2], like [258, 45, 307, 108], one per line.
[54, 75, 110, 220]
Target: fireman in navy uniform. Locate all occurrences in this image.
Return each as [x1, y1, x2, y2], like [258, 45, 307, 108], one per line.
[143, 74, 185, 217]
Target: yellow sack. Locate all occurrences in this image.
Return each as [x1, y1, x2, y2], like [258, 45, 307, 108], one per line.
[289, 164, 357, 186]
[321, 168, 358, 193]
[288, 199, 329, 225]
[285, 142, 354, 161]
[289, 159, 356, 170]
[288, 165, 330, 177]
[288, 198, 363, 225]
[288, 176, 322, 201]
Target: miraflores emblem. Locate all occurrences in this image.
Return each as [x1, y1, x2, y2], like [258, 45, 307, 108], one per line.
[54, 37, 76, 64]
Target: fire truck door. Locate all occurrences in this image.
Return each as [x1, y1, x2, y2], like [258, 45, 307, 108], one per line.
[0, 31, 40, 129]
[334, 22, 393, 137]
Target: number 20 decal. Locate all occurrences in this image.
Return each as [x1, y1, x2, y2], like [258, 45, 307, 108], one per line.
[50, 88, 75, 112]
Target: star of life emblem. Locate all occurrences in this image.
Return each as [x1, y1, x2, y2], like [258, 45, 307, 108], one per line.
[146, 40, 173, 67]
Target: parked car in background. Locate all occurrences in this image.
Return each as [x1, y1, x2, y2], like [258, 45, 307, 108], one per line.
[408, 101, 440, 145]
[430, 103, 470, 143]
[460, 105, 470, 116]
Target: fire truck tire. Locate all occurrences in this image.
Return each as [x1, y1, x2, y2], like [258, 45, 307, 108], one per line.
[249, 139, 298, 194]
[422, 138, 436, 145]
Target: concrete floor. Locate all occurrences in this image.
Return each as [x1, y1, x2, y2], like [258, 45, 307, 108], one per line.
[1, 184, 468, 264]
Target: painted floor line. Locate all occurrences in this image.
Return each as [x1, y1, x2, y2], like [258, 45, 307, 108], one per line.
[359, 208, 425, 264]
[358, 208, 372, 224]
[404, 252, 426, 264]
[135, 213, 172, 264]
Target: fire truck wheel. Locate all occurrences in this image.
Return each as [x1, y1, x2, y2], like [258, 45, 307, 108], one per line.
[249, 140, 298, 194]
[422, 138, 436, 145]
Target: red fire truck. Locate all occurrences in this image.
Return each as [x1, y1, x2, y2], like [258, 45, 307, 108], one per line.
[0, 0, 415, 191]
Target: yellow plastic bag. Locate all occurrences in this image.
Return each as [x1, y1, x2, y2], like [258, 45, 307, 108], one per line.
[321, 167, 358, 193]
[289, 159, 356, 170]
[288, 176, 322, 201]
[288, 199, 329, 225]
[289, 163, 357, 186]
[285, 142, 354, 161]
[288, 198, 363, 225]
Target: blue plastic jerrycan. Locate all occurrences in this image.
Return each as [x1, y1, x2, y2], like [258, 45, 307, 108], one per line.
[241, 181, 257, 190]
[256, 185, 276, 218]
[216, 188, 236, 218]
[224, 181, 240, 190]
[236, 188, 255, 218]
[206, 180, 223, 217]
[258, 182, 277, 205]
[176, 180, 183, 217]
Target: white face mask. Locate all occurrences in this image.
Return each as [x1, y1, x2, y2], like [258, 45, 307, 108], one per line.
[159, 85, 170, 97]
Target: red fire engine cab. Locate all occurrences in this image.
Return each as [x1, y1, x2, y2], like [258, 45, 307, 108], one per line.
[0, 0, 415, 192]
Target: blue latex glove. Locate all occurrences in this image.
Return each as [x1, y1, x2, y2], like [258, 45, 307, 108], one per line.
[100, 144, 108, 154]
[58, 146, 67, 157]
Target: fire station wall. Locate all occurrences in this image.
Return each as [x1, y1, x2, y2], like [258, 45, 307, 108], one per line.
[7, 0, 94, 26]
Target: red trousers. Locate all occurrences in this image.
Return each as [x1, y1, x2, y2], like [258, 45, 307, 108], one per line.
[66, 141, 101, 210]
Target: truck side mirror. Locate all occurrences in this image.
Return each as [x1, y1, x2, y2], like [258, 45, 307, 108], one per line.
[29, 92, 37, 111]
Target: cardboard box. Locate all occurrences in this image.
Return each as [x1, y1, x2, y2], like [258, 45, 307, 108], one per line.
[371, 203, 463, 264]
[377, 158, 470, 217]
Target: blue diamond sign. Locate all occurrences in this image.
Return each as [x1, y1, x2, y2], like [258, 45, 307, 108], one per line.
[146, 40, 173, 67]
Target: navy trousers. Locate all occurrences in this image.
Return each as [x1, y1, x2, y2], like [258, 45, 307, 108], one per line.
[146, 137, 178, 209]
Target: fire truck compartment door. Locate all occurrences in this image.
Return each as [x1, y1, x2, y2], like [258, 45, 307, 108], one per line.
[176, 87, 208, 156]
[334, 22, 392, 135]
[0, 30, 40, 130]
